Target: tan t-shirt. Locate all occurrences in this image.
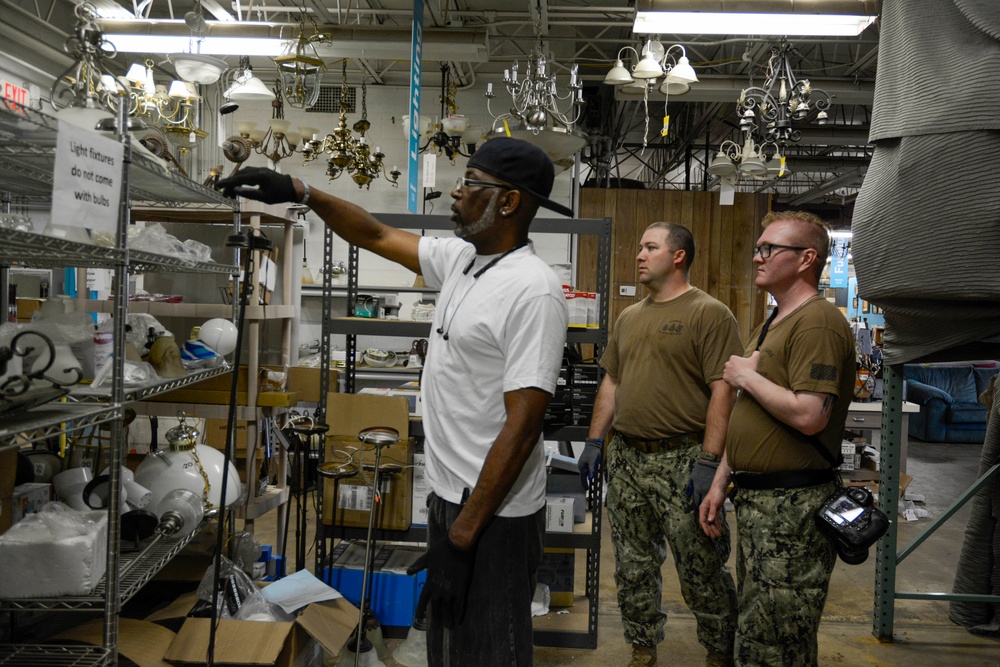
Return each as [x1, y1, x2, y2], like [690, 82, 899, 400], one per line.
[600, 287, 742, 439]
[726, 296, 857, 473]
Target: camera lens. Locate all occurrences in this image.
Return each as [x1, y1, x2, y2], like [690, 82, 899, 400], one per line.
[835, 540, 869, 565]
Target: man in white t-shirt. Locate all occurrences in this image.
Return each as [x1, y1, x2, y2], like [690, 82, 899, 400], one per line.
[218, 137, 570, 665]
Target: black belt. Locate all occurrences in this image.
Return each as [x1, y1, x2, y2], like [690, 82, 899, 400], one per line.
[617, 431, 704, 454]
[732, 468, 835, 490]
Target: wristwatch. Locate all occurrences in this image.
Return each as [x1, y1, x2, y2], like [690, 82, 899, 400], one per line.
[698, 451, 722, 463]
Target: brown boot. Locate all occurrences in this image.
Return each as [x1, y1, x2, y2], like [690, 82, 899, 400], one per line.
[629, 644, 657, 667]
[706, 648, 734, 667]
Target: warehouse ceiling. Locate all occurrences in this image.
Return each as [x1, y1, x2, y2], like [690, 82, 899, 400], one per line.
[1, 0, 880, 212]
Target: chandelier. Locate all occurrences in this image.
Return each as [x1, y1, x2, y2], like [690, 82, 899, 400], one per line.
[253, 80, 300, 170]
[706, 135, 790, 181]
[603, 39, 698, 146]
[485, 39, 586, 171]
[310, 62, 400, 189]
[273, 12, 327, 109]
[50, 2, 117, 128]
[119, 60, 200, 127]
[420, 63, 476, 162]
[736, 42, 831, 148]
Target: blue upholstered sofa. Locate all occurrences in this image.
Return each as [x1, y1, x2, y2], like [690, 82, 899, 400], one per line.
[904, 364, 1000, 443]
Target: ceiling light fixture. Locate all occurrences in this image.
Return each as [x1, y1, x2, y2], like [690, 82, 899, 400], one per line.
[49, 3, 116, 128]
[100, 21, 489, 61]
[633, 0, 878, 37]
[485, 38, 586, 172]
[224, 56, 276, 102]
[313, 61, 400, 189]
[420, 63, 476, 163]
[737, 42, 831, 148]
[273, 12, 327, 109]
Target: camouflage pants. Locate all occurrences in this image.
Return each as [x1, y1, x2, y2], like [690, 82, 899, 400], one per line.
[732, 483, 837, 667]
[606, 434, 737, 652]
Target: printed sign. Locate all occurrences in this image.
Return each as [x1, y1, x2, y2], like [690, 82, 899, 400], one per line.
[52, 120, 124, 236]
[406, 0, 424, 213]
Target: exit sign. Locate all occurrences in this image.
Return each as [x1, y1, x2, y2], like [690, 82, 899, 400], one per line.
[2, 80, 30, 112]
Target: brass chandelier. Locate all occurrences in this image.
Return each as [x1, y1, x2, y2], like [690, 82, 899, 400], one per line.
[303, 61, 399, 189]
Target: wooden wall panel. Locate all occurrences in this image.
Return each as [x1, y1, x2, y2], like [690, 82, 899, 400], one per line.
[578, 188, 769, 344]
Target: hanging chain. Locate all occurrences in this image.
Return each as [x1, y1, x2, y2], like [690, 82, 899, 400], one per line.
[361, 77, 368, 121]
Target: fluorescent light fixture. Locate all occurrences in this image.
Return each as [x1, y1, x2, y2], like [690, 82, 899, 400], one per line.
[634, 1, 878, 37]
[102, 20, 490, 62]
[108, 35, 285, 56]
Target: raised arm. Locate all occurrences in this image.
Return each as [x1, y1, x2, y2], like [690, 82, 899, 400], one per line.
[217, 167, 422, 274]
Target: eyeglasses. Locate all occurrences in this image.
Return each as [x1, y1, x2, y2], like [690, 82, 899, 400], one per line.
[753, 243, 808, 259]
[455, 177, 509, 192]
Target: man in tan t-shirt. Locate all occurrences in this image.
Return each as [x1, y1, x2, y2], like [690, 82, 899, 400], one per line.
[580, 222, 741, 667]
[699, 211, 855, 667]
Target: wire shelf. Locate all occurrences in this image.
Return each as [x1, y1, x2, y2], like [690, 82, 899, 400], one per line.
[0, 644, 111, 666]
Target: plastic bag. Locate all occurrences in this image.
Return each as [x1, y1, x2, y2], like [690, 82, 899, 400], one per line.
[197, 555, 261, 619]
[131, 223, 214, 264]
[0, 501, 103, 543]
[234, 594, 294, 622]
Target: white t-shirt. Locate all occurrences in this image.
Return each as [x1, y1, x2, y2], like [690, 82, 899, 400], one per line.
[418, 236, 568, 517]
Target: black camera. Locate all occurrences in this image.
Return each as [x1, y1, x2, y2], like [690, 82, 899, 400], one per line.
[815, 486, 890, 565]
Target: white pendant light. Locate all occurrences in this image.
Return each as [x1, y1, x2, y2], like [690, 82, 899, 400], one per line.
[707, 150, 737, 177]
[631, 51, 664, 79]
[603, 59, 634, 85]
[171, 53, 227, 85]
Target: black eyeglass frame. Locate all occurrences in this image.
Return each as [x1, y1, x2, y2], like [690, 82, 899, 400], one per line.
[455, 177, 510, 192]
[753, 243, 809, 259]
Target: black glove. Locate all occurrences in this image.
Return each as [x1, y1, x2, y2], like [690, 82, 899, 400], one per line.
[685, 458, 720, 512]
[578, 438, 603, 490]
[216, 166, 299, 205]
[407, 536, 476, 629]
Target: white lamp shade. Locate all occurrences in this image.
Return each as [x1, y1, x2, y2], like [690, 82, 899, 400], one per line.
[269, 118, 292, 134]
[603, 60, 634, 85]
[707, 152, 737, 177]
[631, 53, 664, 79]
[284, 128, 301, 145]
[298, 125, 319, 140]
[666, 57, 698, 85]
[125, 62, 148, 85]
[227, 74, 275, 101]
[168, 80, 196, 99]
[658, 80, 690, 96]
[442, 114, 469, 136]
[134, 444, 242, 517]
[620, 79, 651, 96]
[172, 53, 227, 85]
[235, 120, 257, 135]
[739, 155, 767, 176]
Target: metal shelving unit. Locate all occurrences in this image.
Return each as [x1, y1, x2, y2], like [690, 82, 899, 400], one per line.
[313, 211, 612, 649]
[0, 101, 240, 665]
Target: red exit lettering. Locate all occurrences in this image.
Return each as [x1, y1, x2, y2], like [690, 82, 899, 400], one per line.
[3, 81, 29, 113]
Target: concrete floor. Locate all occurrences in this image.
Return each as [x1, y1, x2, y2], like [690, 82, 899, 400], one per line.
[247, 439, 1000, 666]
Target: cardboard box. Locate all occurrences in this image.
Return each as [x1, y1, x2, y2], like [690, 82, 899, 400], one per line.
[538, 548, 575, 607]
[15, 297, 43, 323]
[322, 436, 414, 531]
[841, 470, 913, 500]
[545, 496, 575, 533]
[545, 472, 585, 523]
[12, 483, 51, 524]
[147, 589, 360, 666]
[286, 366, 339, 404]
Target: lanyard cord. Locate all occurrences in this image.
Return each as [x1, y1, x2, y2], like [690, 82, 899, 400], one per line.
[436, 243, 527, 341]
[756, 307, 779, 351]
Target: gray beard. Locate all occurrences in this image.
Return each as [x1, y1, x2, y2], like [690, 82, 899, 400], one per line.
[454, 189, 501, 239]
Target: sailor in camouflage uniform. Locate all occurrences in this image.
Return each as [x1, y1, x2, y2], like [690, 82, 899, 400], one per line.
[580, 223, 741, 667]
[700, 211, 856, 666]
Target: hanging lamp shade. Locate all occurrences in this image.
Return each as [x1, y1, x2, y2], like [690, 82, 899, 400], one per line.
[738, 154, 767, 176]
[666, 56, 698, 85]
[274, 34, 324, 109]
[227, 73, 275, 101]
[171, 53, 227, 85]
[603, 59, 634, 85]
[658, 79, 689, 96]
[707, 151, 737, 177]
[620, 79, 651, 97]
[631, 52, 664, 79]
